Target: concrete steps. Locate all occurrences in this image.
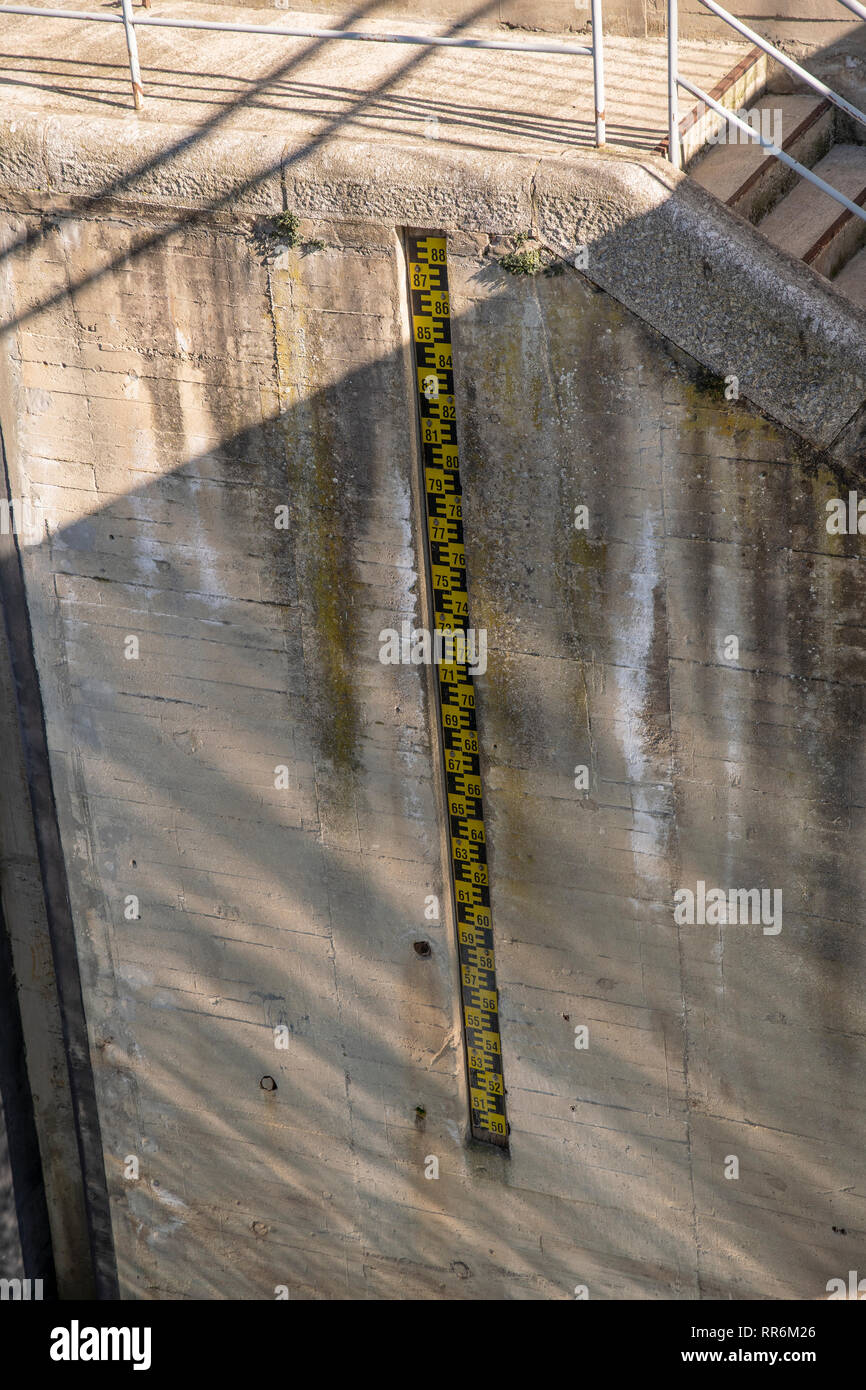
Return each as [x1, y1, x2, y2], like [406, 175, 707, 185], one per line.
[832, 244, 866, 307]
[759, 144, 866, 276]
[658, 45, 770, 164]
[690, 94, 833, 223]
[684, 79, 866, 305]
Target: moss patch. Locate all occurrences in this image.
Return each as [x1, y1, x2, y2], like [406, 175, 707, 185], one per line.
[271, 211, 301, 246]
[498, 233, 565, 278]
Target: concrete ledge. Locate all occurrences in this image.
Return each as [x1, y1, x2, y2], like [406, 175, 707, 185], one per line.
[1, 111, 865, 447]
[535, 152, 866, 448]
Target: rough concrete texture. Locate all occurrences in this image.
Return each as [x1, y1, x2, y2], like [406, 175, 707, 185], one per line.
[0, 539, 94, 1295]
[0, 3, 746, 154]
[0, 7, 865, 1304]
[0, 183, 864, 1298]
[1, 5, 865, 446]
[2, 107, 866, 446]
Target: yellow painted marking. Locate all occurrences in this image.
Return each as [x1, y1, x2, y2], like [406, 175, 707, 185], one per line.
[408, 231, 507, 1146]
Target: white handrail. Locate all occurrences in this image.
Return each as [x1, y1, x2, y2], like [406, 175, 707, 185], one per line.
[119, 0, 143, 111]
[0, 4, 606, 143]
[668, 0, 679, 168]
[679, 75, 866, 224]
[696, 0, 866, 132]
[590, 0, 606, 146]
[667, 0, 866, 229]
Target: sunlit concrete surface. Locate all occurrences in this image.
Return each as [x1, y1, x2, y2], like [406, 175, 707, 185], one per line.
[2, 0, 866, 1306]
[0, 1, 749, 153]
[1, 198, 865, 1298]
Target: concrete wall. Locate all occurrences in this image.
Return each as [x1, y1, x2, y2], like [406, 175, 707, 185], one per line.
[0, 500, 95, 1297]
[0, 1102, 24, 1278]
[0, 139, 865, 1299]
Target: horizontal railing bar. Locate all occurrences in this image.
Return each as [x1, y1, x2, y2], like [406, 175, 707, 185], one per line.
[695, 0, 866, 131]
[678, 75, 866, 224]
[0, 6, 593, 54]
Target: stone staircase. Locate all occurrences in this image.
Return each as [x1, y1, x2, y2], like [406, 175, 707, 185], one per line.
[684, 60, 866, 307]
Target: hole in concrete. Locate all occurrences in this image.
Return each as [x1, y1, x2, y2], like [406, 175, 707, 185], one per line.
[413, 941, 432, 957]
[260, 1076, 277, 1091]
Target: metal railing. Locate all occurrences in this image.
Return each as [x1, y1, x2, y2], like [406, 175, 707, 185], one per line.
[667, 0, 866, 224]
[0, 1, 607, 145]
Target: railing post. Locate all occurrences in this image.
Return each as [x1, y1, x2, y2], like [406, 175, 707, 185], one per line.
[120, 0, 144, 109]
[591, 0, 605, 147]
[667, 0, 680, 168]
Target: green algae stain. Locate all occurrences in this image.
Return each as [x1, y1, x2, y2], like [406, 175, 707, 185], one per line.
[569, 529, 608, 577]
[810, 463, 850, 563]
[304, 418, 362, 777]
[680, 377, 782, 442]
[564, 530, 609, 635]
[270, 269, 361, 780]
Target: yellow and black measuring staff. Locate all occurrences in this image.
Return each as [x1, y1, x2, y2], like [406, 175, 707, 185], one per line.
[406, 232, 508, 1148]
